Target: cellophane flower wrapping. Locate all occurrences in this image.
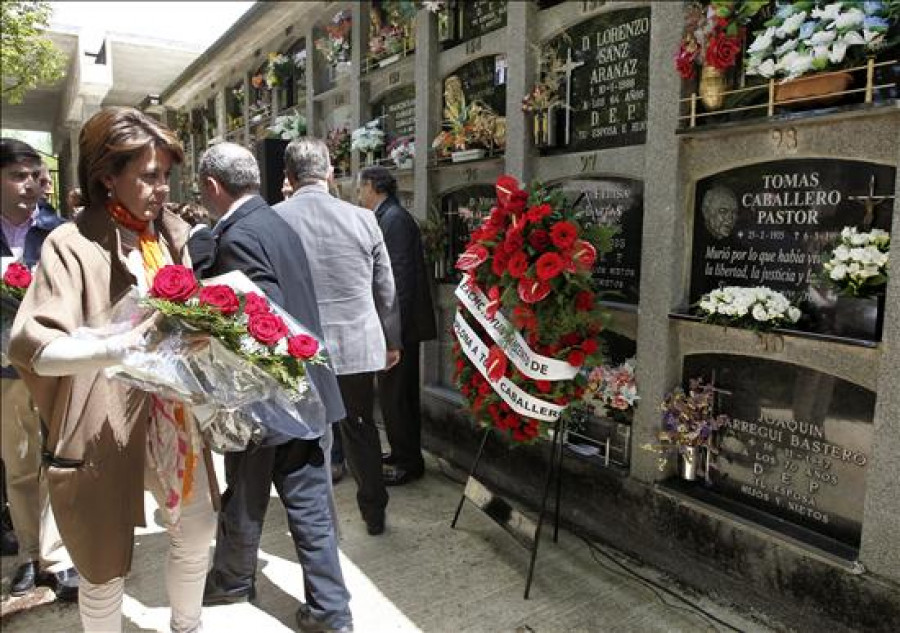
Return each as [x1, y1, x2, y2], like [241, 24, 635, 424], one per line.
[72, 269, 328, 452]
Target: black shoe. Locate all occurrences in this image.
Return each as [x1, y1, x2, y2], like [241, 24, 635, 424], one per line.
[10, 560, 39, 596]
[201, 577, 255, 606]
[381, 453, 397, 465]
[295, 603, 353, 632]
[382, 465, 424, 486]
[364, 513, 385, 536]
[51, 567, 79, 602]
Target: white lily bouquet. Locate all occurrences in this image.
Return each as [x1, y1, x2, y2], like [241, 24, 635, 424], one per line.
[745, 0, 897, 81]
[697, 286, 802, 331]
[822, 226, 890, 297]
[351, 120, 385, 154]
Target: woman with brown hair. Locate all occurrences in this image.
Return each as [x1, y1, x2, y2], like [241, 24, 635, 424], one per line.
[9, 107, 217, 632]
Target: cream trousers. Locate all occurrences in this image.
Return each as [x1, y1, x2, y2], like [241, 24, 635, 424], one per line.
[78, 457, 217, 633]
[0, 378, 71, 572]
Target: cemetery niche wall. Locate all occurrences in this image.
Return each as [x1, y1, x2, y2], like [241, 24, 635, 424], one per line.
[682, 354, 874, 554]
[439, 184, 496, 282]
[689, 159, 896, 342]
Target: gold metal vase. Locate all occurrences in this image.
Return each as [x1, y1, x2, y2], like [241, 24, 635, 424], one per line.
[699, 64, 728, 111]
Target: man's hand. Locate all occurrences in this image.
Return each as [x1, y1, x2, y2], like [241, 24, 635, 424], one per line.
[385, 349, 401, 371]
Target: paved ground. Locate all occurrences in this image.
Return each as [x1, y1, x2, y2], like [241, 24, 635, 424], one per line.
[2, 453, 779, 632]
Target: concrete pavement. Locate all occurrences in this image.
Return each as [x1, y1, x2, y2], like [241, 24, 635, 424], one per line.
[2, 453, 779, 632]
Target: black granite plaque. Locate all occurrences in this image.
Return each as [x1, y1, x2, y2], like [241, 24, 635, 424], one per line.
[372, 85, 416, 143]
[460, 0, 507, 41]
[445, 55, 507, 117]
[544, 7, 650, 153]
[553, 178, 643, 304]
[683, 354, 874, 547]
[441, 184, 496, 280]
[690, 160, 895, 337]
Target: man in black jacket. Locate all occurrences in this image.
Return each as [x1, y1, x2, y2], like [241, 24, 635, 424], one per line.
[358, 166, 437, 485]
[196, 142, 352, 633]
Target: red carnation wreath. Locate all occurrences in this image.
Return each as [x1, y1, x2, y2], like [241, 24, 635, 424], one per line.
[452, 175, 614, 443]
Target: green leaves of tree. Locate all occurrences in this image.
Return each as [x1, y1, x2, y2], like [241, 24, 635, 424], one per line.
[2, 1, 66, 105]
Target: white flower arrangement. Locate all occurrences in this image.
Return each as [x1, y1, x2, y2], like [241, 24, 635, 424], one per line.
[697, 286, 802, 331]
[422, 1, 445, 13]
[351, 120, 385, 154]
[388, 136, 415, 168]
[822, 226, 890, 296]
[745, 1, 897, 81]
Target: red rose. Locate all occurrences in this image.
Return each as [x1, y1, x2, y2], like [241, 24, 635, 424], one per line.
[535, 380, 552, 394]
[575, 290, 594, 312]
[705, 33, 741, 71]
[535, 252, 565, 281]
[287, 334, 319, 359]
[495, 175, 520, 206]
[243, 292, 271, 315]
[526, 204, 552, 224]
[567, 350, 586, 367]
[485, 345, 507, 382]
[503, 229, 524, 255]
[674, 44, 697, 80]
[512, 305, 537, 331]
[550, 221, 578, 250]
[491, 250, 510, 277]
[247, 312, 289, 346]
[528, 229, 550, 251]
[198, 285, 240, 315]
[581, 339, 598, 355]
[517, 276, 551, 304]
[3, 262, 32, 289]
[456, 244, 489, 271]
[560, 332, 580, 347]
[150, 265, 198, 302]
[507, 251, 529, 278]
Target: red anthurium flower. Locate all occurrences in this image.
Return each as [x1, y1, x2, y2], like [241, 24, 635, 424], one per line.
[526, 204, 552, 224]
[485, 286, 502, 319]
[535, 252, 565, 281]
[456, 244, 489, 271]
[485, 345, 508, 382]
[550, 221, 578, 250]
[496, 175, 520, 206]
[572, 239, 597, 269]
[517, 276, 551, 304]
[507, 190, 529, 215]
[535, 380, 552, 394]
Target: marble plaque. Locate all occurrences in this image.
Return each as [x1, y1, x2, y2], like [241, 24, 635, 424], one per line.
[544, 7, 650, 153]
[690, 159, 895, 339]
[459, 0, 507, 42]
[441, 184, 496, 281]
[553, 177, 643, 304]
[683, 354, 874, 547]
[372, 85, 416, 143]
[445, 55, 507, 116]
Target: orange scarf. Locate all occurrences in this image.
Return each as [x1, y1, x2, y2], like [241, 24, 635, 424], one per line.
[107, 199, 196, 503]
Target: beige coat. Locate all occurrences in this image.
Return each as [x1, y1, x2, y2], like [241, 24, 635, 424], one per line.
[9, 207, 192, 583]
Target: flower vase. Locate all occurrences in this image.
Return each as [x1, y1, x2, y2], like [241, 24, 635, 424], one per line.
[774, 71, 853, 107]
[396, 158, 413, 170]
[451, 148, 486, 163]
[679, 446, 706, 481]
[698, 64, 729, 111]
[533, 111, 547, 147]
[833, 293, 884, 341]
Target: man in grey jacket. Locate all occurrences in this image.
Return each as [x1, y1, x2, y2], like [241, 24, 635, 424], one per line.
[275, 137, 401, 536]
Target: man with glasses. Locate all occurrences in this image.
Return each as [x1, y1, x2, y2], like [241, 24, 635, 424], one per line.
[0, 138, 77, 601]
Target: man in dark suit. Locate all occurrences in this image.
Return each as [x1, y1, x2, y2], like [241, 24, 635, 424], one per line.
[357, 167, 437, 485]
[196, 142, 352, 633]
[275, 138, 401, 537]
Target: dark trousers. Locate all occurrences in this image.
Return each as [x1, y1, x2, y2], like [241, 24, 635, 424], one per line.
[379, 340, 424, 473]
[209, 439, 351, 628]
[336, 373, 388, 521]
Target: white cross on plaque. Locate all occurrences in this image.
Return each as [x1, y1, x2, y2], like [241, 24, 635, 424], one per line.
[560, 47, 585, 146]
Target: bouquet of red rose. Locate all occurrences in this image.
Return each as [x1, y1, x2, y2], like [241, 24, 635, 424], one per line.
[452, 175, 615, 443]
[1, 261, 33, 366]
[78, 265, 329, 451]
